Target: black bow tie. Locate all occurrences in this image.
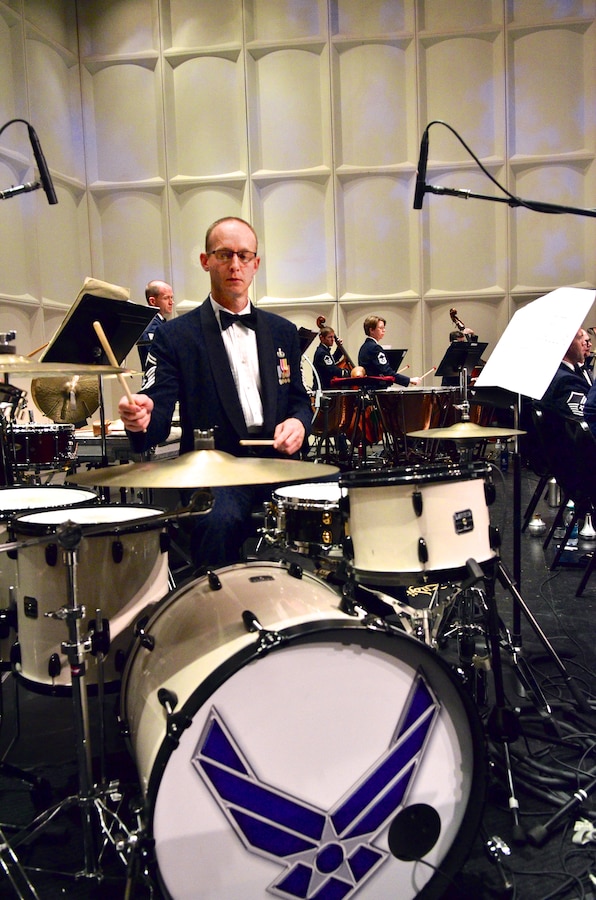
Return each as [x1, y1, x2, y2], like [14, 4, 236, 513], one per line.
[220, 309, 257, 331]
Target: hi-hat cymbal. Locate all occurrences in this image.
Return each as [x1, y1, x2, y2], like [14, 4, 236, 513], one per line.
[67, 450, 339, 489]
[0, 356, 132, 376]
[407, 421, 526, 440]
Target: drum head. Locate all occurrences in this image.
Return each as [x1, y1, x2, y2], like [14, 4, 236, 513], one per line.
[340, 460, 491, 490]
[147, 624, 486, 900]
[273, 482, 344, 507]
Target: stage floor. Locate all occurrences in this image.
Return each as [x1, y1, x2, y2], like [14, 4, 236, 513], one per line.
[2, 461, 596, 899]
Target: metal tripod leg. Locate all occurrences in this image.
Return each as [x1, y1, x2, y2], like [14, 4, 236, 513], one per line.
[0, 825, 40, 899]
[494, 557, 591, 714]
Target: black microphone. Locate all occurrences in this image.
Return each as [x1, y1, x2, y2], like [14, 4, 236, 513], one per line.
[27, 125, 58, 205]
[413, 129, 429, 210]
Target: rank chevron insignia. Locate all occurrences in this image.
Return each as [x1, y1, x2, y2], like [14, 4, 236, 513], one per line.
[192, 670, 441, 899]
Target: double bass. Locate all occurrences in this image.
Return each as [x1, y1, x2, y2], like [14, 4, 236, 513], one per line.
[449, 308, 485, 383]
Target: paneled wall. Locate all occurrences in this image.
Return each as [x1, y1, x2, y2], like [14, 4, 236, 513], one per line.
[0, 0, 595, 418]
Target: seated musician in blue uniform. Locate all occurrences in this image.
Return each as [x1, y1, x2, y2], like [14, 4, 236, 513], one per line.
[358, 316, 420, 386]
[312, 326, 350, 391]
[540, 329, 590, 419]
[118, 217, 313, 570]
[137, 280, 175, 370]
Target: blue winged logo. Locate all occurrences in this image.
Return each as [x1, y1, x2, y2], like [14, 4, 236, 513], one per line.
[192, 670, 440, 899]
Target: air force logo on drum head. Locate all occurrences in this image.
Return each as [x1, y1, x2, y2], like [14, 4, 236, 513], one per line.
[192, 671, 440, 898]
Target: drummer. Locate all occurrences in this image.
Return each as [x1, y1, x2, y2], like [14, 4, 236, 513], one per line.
[358, 316, 420, 387]
[118, 216, 313, 571]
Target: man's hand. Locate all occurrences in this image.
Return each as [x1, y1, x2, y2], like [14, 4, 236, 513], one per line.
[118, 393, 153, 432]
[273, 417, 306, 456]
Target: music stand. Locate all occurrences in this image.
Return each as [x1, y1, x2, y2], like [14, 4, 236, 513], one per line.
[298, 327, 318, 356]
[41, 295, 155, 470]
[41, 295, 155, 366]
[383, 348, 407, 371]
[436, 341, 487, 383]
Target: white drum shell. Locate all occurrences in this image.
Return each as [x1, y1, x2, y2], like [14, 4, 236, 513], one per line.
[122, 562, 343, 792]
[348, 475, 493, 581]
[0, 486, 98, 667]
[121, 562, 484, 900]
[12, 505, 168, 689]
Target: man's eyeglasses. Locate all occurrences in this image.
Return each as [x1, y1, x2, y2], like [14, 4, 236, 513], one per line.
[207, 249, 257, 264]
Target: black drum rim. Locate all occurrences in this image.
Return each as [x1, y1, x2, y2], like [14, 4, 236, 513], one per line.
[340, 460, 491, 489]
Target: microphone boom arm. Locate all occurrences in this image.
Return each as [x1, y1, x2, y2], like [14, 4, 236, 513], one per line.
[425, 183, 596, 218]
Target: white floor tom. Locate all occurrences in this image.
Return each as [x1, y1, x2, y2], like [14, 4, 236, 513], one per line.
[120, 560, 486, 900]
[341, 462, 496, 586]
[0, 485, 98, 670]
[11, 504, 168, 692]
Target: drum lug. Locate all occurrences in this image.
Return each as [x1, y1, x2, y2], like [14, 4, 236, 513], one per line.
[45, 543, 58, 567]
[412, 489, 423, 517]
[242, 609, 284, 653]
[158, 687, 191, 747]
[484, 480, 496, 506]
[418, 538, 428, 564]
[287, 562, 303, 580]
[208, 570, 222, 590]
[112, 540, 124, 564]
[47, 653, 61, 679]
[134, 616, 155, 651]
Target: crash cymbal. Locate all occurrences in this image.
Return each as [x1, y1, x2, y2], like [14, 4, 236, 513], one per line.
[407, 420, 526, 440]
[0, 356, 133, 376]
[67, 449, 339, 489]
[31, 375, 100, 424]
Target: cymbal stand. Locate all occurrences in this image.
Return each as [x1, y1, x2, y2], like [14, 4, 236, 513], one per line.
[6, 523, 130, 885]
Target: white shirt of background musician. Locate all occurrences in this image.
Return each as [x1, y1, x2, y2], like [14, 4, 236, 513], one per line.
[210, 296, 264, 431]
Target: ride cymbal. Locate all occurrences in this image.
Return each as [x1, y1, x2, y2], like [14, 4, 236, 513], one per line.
[407, 421, 526, 440]
[0, 356, 133, 376]
[67, 449, 339, 489]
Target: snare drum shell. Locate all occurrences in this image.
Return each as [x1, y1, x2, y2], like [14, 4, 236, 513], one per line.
[12, 504, 168, 692]
[272, 482, 345, 551]
[345, 464, 494, 584]
[9, 423, 76, 469]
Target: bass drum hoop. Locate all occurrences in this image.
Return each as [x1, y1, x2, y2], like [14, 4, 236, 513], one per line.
[132, 621, 486, 900]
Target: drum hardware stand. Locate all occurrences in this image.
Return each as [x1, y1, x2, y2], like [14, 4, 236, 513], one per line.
[488, 554, 592, 715]
[3, 523, 133, 889]
[345, 385, 393, 468]
[456, 559, 527, 845]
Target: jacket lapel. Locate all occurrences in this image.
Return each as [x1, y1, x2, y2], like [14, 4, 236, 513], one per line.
[255, 309, 277, 435]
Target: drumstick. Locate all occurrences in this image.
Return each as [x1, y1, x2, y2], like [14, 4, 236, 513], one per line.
[92, 320, 134, 402]
[27, 342, 48, 358]
[398, 364, 410, 373]
[418, 367, 437, 381]
[239, 439, 275, 446]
